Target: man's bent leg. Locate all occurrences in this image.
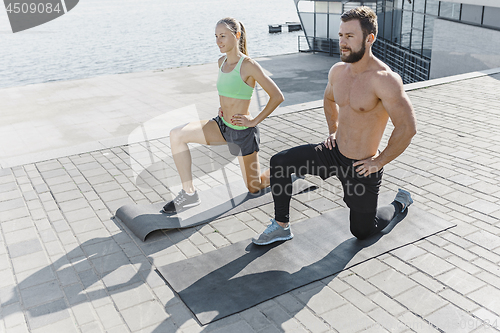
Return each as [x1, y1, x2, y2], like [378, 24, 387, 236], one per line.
[349, 189, 412, 240]
[349, 203, 400, 240]
[253, 144, 325, 245]
[270, 144, 322, 224]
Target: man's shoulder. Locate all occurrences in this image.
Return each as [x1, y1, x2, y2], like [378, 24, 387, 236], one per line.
[369, 64, 405, 98]
[331, 61, 347, 72]
[328, 62, 347, 80]
[371, 61, 403, 88]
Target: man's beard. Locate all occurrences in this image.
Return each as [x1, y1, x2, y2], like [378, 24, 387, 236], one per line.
[340, 42, 366, 63]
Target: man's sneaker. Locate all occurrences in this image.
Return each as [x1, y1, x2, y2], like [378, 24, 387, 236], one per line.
[252, 219, 293, 245]
[394, 188, 413, 212]
[162, 190, 201, 214]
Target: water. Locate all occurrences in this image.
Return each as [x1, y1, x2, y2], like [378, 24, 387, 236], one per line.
[0, 0, 302, 88]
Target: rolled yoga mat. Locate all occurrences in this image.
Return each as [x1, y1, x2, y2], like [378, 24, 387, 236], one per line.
[115, 177, 316, 241]
[157, 193, 456, 325]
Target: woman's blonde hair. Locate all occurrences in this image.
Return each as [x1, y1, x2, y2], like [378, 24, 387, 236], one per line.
[217, 17, 247, 55]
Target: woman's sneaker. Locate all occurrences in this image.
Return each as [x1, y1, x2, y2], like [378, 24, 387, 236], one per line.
[162, 190, 201, 214]
[252, 219, 293, 245]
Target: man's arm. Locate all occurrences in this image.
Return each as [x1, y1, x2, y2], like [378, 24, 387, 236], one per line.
[377, 72, 417, 166]
[355, 71, 417, 176]
[323, 66, 340, 149]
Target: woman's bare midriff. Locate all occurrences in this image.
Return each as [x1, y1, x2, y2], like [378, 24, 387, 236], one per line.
[219, 96, 252, 121]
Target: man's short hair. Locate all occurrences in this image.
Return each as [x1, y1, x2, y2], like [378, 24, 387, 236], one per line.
[340, 6, 378, 40]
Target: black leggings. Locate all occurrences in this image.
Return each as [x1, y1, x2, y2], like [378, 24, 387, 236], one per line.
[270, 143, 401, 240]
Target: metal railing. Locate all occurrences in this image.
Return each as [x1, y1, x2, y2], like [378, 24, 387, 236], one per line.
[298, 36, 340, 56]
[372, 39, 431, 83]
[298, 35, 430, 83]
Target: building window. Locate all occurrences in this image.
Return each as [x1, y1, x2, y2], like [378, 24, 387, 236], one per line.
[315, 2, 328, 13]
[413, 0, 426, 14]
[298, 0, 314, 12]
[461, 4, 483, 25]
[330, 2, 342, 14]
[400, 9, 412, 49]
[425, 0, 439, 15]
[483, 6, 500, 29]
[422, 15, 434, 58]
[439, 2, 460, 20]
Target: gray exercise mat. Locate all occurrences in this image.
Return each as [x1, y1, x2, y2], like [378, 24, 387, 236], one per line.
[157, 196, 456, 325]
[116, 178, 316, 241]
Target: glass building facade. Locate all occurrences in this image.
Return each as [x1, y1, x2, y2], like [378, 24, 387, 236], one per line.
[295, 0, 500, 83]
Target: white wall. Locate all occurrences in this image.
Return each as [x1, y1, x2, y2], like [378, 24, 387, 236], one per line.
[442, 0, 500, 8]
[299, 12, 315, 38]
[328, 14, 341, 39]
[429, 19, 500, 79]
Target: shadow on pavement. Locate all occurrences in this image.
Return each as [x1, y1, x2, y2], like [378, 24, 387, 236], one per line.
[0, 205, 406, 331]
[153, 210, 407, 331]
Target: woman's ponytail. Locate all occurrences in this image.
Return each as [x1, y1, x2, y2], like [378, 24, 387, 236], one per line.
[239, 21, 248, 55]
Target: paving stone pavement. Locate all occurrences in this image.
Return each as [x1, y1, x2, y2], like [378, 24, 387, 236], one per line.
[1, 68, 500, 332]
[0, 53, 335, 169]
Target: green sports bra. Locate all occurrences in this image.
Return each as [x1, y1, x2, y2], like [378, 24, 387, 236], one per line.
[217, 55, 254, 100]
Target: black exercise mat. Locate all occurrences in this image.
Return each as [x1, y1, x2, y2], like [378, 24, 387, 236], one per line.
[157, 196, 455, 325]
[116, 178, 316, 241]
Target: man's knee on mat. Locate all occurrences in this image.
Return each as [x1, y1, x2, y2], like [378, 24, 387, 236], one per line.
[350, 225, 372, 240]
[349, 210, 377, 240]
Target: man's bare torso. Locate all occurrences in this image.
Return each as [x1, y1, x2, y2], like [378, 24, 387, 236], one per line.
[328, 60, 392, 160]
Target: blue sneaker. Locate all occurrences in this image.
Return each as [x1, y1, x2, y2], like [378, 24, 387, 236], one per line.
[394, 189, 413, 212]
[252, 219, 293, 245]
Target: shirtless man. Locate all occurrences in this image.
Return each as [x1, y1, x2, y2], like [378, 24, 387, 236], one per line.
[252, 6, 417, 245]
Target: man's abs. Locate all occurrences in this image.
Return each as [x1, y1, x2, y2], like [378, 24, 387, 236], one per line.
[335, 107, 388, 160]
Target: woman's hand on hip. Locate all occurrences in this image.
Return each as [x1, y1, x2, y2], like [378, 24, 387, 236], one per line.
[231, 114, 256, 127]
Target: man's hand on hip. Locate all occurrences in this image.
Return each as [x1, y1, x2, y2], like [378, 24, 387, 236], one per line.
[353, 157, 382, 176]
[323, 134, 336, 150]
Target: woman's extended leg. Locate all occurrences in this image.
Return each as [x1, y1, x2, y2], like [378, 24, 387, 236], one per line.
[238, 151, 270, 193]
[170, 119, 226, 193]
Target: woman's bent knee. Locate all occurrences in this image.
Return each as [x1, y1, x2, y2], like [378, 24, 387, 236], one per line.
[170, 127, 182, 143]
[247, 186, 261, 194]
[246, 179, 263, 194]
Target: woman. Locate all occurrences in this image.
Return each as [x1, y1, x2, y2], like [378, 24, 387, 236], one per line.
[163, 17, 284, 213]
